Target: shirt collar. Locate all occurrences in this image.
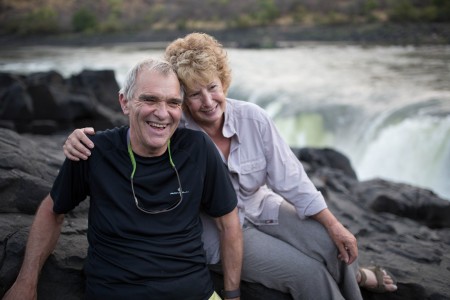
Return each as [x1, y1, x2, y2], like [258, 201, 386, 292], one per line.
[222, 98, 237, 139]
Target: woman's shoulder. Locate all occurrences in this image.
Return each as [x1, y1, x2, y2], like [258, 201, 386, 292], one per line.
[227, 98, 271, 121]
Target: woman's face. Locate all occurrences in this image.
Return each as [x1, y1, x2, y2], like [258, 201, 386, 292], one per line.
[184, 76, 226, 128]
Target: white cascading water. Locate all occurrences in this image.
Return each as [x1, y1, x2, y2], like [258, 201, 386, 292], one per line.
[227, 44, 450, 200]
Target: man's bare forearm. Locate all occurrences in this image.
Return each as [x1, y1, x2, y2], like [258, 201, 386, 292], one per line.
[3, 195, 65, 299]
[216, 207, 243, 291]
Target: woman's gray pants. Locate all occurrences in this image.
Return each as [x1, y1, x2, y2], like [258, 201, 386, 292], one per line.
[239, 200, 363, 300]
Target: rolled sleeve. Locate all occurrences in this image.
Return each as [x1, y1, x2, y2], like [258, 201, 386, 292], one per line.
[263, 113, 327, 220]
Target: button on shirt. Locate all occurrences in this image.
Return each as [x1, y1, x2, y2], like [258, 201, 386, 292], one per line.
[181, 98, 327, 263]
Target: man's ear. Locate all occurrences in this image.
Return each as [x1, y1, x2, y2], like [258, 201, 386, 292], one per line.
[119, 93, 130, 115]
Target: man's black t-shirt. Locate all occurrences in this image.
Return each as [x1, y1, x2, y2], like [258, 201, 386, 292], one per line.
[51, 126, 237, 300]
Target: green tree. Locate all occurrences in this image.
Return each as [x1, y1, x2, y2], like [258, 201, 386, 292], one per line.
[20, 6, 58, 34]
[388, 0, 419, 22]
[98, 0, 124, 33]
[254, 0, 280, 25]
[432, 0, 450, 21]
[72, 8, 98, 32]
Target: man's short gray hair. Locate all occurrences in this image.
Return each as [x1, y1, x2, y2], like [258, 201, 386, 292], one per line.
[119, 58, 183, 101]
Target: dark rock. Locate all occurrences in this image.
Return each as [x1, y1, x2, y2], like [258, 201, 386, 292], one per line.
[69, 70, 121, 112]
[294, 147, 358, 179]
[0, 70, 127, 135]
[25, 70, 66, 87]
[0, 128, 65, 214]
[0, 213, 87, 299]
[353, 179, 450, 229]
[27, 82, 67, 120]
[0, 73, 34, 133]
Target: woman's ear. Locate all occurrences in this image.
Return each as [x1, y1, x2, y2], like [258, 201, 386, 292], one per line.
[119, 93, 130, 115]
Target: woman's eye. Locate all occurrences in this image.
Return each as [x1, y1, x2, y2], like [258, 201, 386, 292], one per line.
[188, 93, 200, 100]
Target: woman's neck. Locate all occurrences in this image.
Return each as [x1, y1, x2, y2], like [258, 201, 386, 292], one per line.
[198, 117, 230, 159]
[197, 114, 224, 138]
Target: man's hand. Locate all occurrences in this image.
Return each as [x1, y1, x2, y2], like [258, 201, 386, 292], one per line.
[63, 127, 96, 161]
[3, 280, 37, 300]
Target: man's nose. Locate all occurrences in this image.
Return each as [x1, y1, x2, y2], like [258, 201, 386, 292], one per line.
[153, 101, 170, 118]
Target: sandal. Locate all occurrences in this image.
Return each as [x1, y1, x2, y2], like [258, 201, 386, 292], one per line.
[358, 266, 397, 293]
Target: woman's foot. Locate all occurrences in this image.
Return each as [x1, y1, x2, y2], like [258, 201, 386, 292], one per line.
[357, 266, 398, 293]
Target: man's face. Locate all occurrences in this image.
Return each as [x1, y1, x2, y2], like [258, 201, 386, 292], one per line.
[121, 68, 183, 157]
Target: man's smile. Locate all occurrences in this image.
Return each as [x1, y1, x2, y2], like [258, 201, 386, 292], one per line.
[147, 121, 168, 130]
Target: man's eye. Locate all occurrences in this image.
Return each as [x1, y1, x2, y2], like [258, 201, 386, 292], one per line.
[168, 101, 181, 108]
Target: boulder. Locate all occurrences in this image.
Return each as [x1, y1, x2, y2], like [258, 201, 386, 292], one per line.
[69, 70, 122, 112]
[353, 179, 450, 229]
[0, 70, 127, 135]
[0, 73, 34, 133]
[294, 147, 358, 179]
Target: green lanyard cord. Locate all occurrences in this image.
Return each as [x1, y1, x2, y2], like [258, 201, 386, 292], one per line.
[127, 129, 175, 179]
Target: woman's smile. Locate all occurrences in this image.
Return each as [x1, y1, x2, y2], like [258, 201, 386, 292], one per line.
[200, 103, 219, 114]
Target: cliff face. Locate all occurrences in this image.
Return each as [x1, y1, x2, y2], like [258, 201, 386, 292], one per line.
[1, 70, 449, 299]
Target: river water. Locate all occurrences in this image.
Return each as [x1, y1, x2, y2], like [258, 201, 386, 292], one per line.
[1, 42, 449, 200]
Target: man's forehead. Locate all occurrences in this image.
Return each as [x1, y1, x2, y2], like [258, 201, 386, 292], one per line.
[136, 69, 179, 86]
[135, 70, 181, 99]
[137, 68, 176, 81]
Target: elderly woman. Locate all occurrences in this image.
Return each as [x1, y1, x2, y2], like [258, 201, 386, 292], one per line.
[64, 33, 397, 299]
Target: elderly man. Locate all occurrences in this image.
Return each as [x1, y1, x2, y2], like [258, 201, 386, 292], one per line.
[3, 58, 242, 300]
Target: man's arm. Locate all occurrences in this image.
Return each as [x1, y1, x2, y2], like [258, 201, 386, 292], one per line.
[214, 207, 243, 300]
[63, 127, 96, 161]
[3, 194, 65, 300]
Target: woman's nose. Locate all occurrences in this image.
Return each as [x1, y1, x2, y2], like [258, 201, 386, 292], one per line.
[201, 90, 213, 106]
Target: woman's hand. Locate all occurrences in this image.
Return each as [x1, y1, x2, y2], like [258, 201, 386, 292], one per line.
[328, 221, 358, 265]
[312, 208, 358, 265]
[63, 127, 96, 161]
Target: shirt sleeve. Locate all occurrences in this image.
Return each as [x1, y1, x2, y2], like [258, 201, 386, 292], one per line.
[200, 134, 238, 218]
[260, 111, 327, 219]
[51, 158, 90, 214]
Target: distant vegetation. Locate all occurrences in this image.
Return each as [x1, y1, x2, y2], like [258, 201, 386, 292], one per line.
[0, 0, 449, 35]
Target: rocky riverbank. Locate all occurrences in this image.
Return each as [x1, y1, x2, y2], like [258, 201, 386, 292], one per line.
[0, 70, 449, 299]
